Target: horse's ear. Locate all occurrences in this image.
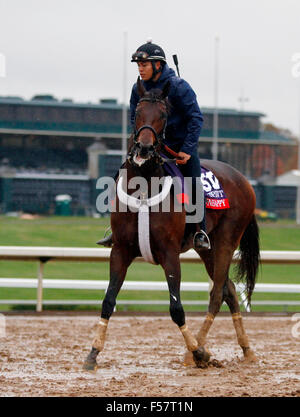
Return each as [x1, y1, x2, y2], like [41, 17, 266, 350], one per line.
[137, 77, 146, 98]
[161, 81, 170, 99]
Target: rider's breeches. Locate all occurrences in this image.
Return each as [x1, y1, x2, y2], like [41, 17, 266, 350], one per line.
[178, 152, 205, 227]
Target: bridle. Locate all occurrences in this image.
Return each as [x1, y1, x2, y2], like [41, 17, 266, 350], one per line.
[128, 97, 168, 165]
[128, 96, 185, 165]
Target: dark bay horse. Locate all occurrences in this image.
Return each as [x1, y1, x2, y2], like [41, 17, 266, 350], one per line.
[83, 79, 260, 370]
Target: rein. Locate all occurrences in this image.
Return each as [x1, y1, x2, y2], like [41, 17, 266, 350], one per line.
[163, 145, 186, 165]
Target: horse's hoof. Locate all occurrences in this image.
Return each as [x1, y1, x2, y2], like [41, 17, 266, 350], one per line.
[192, 347, 211, 368]
[193, 359, 209, 368]
[83, 360, 98, 371]
[243, 348, 257, 363]
[83, 347, 99, 371]
[183, 351, 194, 366]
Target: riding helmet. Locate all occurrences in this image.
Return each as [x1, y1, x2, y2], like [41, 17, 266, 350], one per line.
[131, 40, 166, 63]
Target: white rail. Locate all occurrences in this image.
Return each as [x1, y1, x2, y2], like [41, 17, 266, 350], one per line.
[1, 246, 300, 312]
[1, 246, 300, 263]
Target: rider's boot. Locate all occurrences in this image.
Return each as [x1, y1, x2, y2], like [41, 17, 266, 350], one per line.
[97, 227, 113, 247]
[193, 229, 211, 250]
[96, 233, 113, 247]
[193, 215, 211, 250]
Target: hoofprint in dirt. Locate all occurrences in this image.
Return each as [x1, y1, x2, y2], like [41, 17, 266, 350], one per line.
[0, 315, 299, 397]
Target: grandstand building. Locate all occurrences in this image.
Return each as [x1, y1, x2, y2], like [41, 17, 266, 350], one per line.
[0, 95, 297, 216]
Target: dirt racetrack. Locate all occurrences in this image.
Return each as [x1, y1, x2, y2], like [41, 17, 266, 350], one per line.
[0, 314, 299, 397]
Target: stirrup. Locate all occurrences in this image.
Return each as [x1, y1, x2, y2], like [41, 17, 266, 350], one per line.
[193, 230, 211, 250]
[96, 227, 113, 247]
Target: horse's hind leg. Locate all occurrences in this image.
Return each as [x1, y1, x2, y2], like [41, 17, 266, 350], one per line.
[223, 279, 257, 362]
[160, 252, 210, 367]
[184, 245, 233, 365]
[83, 245, 134, 371]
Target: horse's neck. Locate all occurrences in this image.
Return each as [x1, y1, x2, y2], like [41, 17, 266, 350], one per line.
[125, 161, 164, 180]
[124, 161, 165, 197]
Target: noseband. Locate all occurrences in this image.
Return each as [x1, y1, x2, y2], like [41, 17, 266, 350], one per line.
[134, 124, 165, 146]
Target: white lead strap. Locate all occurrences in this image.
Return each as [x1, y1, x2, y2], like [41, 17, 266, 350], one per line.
[138, 204, 156, 264]
[117, 175, 173, 264]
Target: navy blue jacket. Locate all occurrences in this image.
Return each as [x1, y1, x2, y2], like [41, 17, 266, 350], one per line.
[130, 64, 203, 155]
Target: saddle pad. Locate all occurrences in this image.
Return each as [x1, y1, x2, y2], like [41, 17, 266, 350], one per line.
[162, 158, 230, 210]
[201, 166, 230, 209]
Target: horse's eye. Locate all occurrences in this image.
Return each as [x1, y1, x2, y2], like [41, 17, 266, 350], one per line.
[160, 112, 167, 120]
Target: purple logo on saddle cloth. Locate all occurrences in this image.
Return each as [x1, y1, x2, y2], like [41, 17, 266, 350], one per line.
[162, 157, 230, 209]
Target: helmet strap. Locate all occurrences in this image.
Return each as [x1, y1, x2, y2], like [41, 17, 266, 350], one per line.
[150, 61, 162, 81]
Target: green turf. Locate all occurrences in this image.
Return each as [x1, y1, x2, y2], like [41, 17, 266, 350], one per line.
[0, 216, 109, 247]
[0, 215, 300, 312]
[259, 225, 300, 251]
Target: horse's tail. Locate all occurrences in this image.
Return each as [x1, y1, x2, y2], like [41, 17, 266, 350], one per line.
[235, 214, 260, 306]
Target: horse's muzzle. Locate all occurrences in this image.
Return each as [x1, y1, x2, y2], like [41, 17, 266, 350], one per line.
[138, 144, 155, 159]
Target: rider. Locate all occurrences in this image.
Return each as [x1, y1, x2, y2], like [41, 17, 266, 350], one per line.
[98, 40, 210, 250]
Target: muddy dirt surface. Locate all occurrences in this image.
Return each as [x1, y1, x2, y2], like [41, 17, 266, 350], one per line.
[0, 315, 299, 397]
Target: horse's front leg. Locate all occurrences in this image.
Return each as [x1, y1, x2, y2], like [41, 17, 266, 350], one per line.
[83, 245, 134, 371]
[160, 252, 210, 367]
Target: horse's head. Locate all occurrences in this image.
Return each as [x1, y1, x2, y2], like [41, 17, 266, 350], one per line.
[129, 77, 170, 167]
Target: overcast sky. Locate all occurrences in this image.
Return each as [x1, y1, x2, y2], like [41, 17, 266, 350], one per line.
[0, 0, 300, 135]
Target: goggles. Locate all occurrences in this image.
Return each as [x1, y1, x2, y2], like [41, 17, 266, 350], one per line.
[131, 51, 166, 63]
[131, 51, 150, 62]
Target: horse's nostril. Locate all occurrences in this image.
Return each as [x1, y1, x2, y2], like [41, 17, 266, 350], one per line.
[139, 147, 149, 157]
